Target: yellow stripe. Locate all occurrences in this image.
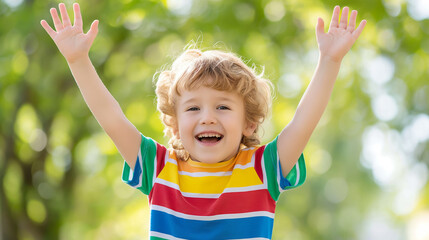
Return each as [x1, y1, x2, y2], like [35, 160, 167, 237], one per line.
[179, 159, 235, 173]
[174, 147, 259, 173]
[226, 168, 263, 188]
[158, 162, 263, 194]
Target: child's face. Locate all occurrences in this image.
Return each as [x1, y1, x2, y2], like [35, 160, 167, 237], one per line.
[174, 86, 256, 163]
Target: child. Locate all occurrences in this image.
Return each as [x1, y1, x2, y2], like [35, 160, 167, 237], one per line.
[41, 3, 366, 239]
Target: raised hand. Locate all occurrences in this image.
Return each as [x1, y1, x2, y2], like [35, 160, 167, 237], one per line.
[41, 3, 99, 63]
[316, 6, 366, 62]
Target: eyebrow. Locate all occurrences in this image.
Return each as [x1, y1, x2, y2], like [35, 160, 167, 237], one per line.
[181, 96, 236, 105]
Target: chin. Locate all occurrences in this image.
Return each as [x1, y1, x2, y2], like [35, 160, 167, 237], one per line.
[191, 155, 225, 163]
[200, 158, 222, 164]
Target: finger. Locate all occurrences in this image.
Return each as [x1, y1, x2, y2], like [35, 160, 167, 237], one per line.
[40, 20, 56, 39]
[316, 17, 325, 39]
[59, 3, 72, 28]
[50, 8, 63, 31]
[329, 6, 340, 30]
[73, 3, 83, 30]
[86, 20, 99, 44]
[352, 20, 367, 40]
[347, 10, 357, 32]
[339, 7, 349, 29]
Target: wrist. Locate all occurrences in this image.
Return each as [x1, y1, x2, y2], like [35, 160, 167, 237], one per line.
[318, 54, 343, 65]
[67, 55, 91, 66]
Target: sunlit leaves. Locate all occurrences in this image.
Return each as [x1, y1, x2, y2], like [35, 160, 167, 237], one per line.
[3, 161, 23, 212]
[27, 199, 47, 224]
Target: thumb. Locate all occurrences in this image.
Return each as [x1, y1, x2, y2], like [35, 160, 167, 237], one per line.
[86, 20, 99, 43]
[316, 17, 325, 39]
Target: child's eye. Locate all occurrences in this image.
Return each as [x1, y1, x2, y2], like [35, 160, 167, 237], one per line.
[186, 107, 199, 111]
[217, 105, 230, 110]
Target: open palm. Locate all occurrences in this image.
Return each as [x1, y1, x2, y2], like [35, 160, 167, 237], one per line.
[41, 3, 98, 63]
[316, 6, 366, 62]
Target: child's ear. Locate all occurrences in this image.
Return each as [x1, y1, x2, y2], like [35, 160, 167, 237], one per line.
[243, 121, 257, 137]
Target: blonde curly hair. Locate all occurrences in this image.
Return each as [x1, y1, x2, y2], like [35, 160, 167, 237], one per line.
[155, 49, 272, 161]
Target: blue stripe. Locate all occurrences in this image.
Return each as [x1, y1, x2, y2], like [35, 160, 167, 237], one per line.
[278, 162, 292, 190]
[278, 161, 292, 189]
[150, 210, 273, 239]
[278, 153, 306, 190]
[127, 156, 142, 187]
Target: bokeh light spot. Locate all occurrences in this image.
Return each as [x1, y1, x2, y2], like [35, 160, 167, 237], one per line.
[363, 56, 395, 85]
[371, 93, 398, 121]
[324, 178, 348, 203]
[407, 0, 429, 20]
[167, 0, 193, 16]
[309, 149, 332, 175]
[408, 211, 429, 240]
[278, 73, 302, 98]
[29, 129, 48, 152]
[264, 1, 285, 22]
[27, 199, 47, 224]
[3, 0, 23, 9]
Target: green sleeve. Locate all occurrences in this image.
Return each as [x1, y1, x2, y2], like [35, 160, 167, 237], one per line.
[121, 133, 158, 195]
[263, 137, 306, 201]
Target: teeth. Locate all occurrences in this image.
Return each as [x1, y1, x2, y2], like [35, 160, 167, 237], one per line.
[197, 133, 222, 138]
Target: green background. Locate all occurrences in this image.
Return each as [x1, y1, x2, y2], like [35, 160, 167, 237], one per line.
[1, 0, 429, 239]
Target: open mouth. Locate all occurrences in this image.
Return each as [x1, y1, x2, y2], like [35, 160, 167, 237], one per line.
[195, 133, 224, 143]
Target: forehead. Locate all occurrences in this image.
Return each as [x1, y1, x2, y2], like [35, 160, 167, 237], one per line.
[177, 87, 243, 105]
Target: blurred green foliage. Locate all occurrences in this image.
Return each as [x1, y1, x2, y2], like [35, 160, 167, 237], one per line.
[1, 0, 429, 239]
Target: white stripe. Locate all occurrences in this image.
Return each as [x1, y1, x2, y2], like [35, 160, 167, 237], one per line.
[276, 151, 284, 194]
[135, 150, 143, 189]
[155, 179, 221, 198]
[150, 231, 187, 240]
[155, 179, 266, 198]
[223, 184, 266, 193]
[151, 151, 157, 190]
[156, 178, 180, 190]
[178, 171, 232, 177]
[151, 205, 274, 221]
[181, 192, 221, 198]
[166, 157, 178, 165]
[233, 162, 253, 169]
[261, 155, 268, 189]
[294, 161, 300, 186]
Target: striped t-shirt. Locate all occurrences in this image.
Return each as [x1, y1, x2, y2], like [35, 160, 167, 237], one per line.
[122, 133, 306, 240]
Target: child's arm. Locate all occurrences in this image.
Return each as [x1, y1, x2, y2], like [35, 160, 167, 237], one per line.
[41, 3, 140, 169]
[278, 6, 366, 176]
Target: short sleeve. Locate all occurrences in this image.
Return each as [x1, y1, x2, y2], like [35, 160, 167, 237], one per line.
[261, 137, 306, 201]
[121, 133, 166, 195]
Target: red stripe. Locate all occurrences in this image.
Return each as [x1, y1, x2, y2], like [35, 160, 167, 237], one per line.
[155, 143, 166, 177]
[254, 146, 265, 183]
[149, 183, 275, 216]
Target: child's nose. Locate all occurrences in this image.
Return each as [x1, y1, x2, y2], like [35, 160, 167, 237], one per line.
[200, 110, 217, 125]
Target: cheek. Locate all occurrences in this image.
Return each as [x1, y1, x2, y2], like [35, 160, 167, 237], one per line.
[177, 117, 193, 137]
[226, 116, 245, 134]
